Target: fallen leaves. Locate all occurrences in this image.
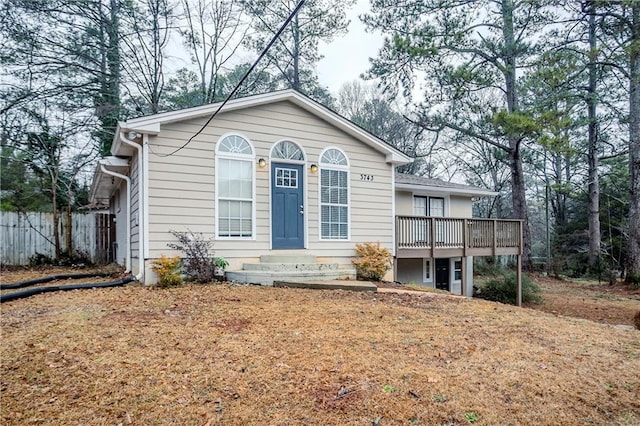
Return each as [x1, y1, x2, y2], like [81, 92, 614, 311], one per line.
[1, 273, 639, 425]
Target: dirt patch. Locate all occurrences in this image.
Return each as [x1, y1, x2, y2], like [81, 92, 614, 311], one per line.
[1, 272, 639, 425]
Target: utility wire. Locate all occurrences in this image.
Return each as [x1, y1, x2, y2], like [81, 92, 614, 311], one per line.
[155, 0, 307, 158]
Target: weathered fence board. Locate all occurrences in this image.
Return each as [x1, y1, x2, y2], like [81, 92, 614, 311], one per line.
[0, 211, 113, 265]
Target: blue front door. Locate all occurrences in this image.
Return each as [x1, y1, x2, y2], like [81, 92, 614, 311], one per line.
[271, 163, 304, 249]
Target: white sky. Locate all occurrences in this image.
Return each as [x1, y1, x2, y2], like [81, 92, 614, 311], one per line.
[316, 0, 383, 94]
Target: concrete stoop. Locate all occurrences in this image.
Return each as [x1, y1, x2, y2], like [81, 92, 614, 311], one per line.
[225, 255, 357, 286]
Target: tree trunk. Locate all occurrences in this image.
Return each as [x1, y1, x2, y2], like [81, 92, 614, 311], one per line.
[587, 6, 601, 270]
[628, 3, 640, 282]
[509, 146, 532, 270]
[52, 173, 61, 260]
[66, 186, 73, 257]
[502, 0, 532, 270]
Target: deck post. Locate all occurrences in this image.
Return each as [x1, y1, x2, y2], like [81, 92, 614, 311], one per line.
[430, 217, 436, 259]
[461, 256, 467, 297]
[492, 219, 497, 256]
[393, 256, 398, 284]
[462, 219, 468, 257]
[516, 254, 522, 307]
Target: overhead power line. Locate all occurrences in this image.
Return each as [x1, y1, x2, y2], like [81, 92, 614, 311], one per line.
[155, 0, 307, 158]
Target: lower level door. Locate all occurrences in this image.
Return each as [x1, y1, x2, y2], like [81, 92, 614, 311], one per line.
[435, 258, 449, 291]
[271, 163, 304, 249]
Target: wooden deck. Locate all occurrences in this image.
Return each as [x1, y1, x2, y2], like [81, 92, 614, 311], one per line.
[395, 216, 522, 258]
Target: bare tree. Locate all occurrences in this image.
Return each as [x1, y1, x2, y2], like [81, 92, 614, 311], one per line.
[121, 0, 175, 114]
[179, 0, 247, 104]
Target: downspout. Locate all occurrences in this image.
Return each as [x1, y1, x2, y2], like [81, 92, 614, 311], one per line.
[119, 132, 145, 283]
[100, 165, 131, 273]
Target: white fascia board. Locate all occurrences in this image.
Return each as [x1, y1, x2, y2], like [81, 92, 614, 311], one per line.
[395, 183, 498, 198]
[111, 121, 161, 156]
[99, 156, 130, 168]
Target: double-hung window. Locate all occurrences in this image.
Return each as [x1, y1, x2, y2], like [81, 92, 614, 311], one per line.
[319, 148, 349, 240]
[216, 134, 254, 238]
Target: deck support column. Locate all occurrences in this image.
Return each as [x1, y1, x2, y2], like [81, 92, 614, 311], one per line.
[393, 257, 398, 283]
[516, 254, 522, 307]
[461, 256, 467, 297]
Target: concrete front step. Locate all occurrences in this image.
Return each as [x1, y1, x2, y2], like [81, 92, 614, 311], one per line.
[226, 268, 356, 286]
[259, 254, 317, 264]
[242, 262, 339, 272]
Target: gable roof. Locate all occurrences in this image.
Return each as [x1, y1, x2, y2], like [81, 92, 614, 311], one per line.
[112, 89, 412, 165]
[395, 173, 498, 197]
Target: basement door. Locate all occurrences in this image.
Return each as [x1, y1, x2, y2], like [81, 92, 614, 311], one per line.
[435, 258, 450, 291]
[271, 163, 304, 249]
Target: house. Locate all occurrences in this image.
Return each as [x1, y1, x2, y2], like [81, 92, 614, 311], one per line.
[394, 174, 521, 296]
[90, 89, 522, 296]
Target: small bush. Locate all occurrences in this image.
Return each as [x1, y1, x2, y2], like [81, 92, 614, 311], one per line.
[626, 272, 640, 289]
[29, 252, 54, 266]
[151, 255, 182, 287]
[352, 241, 392, 281]
[168, 230, 216, 283]
[475, 272, 542, 305]
[634, 311, 640, 331]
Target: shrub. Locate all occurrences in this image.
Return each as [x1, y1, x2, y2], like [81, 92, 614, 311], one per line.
[167, 230, 216, 283]
[351, 241, 392, 281]
[634, 311, 640, 331]
[29, 252, 54, 266]
[475, 271, 542, 305]
[151, 255, 182, 287]
[626, 272, 640, 289]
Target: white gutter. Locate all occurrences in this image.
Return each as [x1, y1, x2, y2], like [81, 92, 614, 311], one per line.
[99, 165, 131, 273]
[119, 132, 145, 283]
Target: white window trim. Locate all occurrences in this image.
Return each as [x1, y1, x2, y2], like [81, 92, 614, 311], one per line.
[451, 257, 462, 284]
[423, 258, 433, 283]
[412, 194, 450, 217]
[318, 146, 351, 241]
[215, 132, 256, 240]
[269, 139, 306, 164]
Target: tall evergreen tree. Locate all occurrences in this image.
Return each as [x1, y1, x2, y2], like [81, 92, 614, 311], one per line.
[0, 0, 124, 155]
[364, 0, 558, 270]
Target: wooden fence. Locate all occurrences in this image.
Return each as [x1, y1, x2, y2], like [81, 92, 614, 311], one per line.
[0, 211, 115, 265]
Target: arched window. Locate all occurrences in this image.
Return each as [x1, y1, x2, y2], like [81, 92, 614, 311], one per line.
[216, 134, 254, 238]
[319, 148, 349, 240]
[271, 140, 304, 161]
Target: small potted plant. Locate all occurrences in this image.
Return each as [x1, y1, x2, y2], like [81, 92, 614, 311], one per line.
[213, 256, 229, 281]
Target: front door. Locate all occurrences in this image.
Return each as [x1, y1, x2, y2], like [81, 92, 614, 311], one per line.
[271, 163, 304, 249]
[435, 258, 449, 291]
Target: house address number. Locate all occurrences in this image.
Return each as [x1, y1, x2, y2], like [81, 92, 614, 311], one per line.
[360, 174, 374, 182]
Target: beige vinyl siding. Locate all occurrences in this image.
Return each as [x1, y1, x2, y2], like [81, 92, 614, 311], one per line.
[396, 258, 430, 286]
[450, 195, 473, 217]
[145, 100, 394, 261]
[113, 182, 129, 266]
[395, 191, 414, 216]
[129, 151, 140, 260]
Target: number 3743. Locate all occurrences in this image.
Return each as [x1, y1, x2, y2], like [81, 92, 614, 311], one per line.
[360, 174, 374, 182]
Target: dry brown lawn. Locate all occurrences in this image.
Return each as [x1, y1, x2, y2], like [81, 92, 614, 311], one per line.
[526, 275, 640, 327]
[1, 268, 639, 425]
